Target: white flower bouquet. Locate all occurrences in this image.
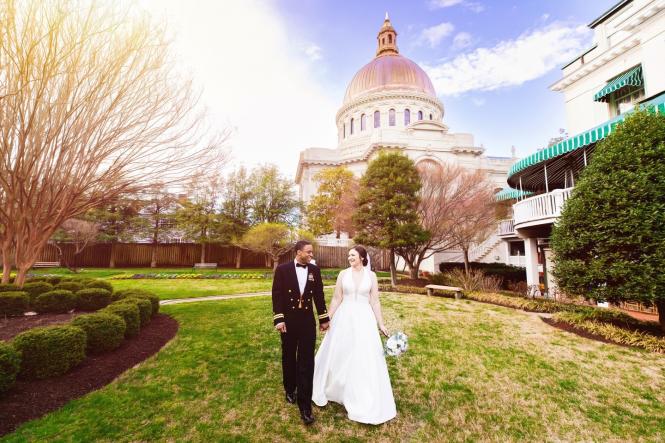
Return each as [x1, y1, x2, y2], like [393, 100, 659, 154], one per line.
[385, 331, 408, 357]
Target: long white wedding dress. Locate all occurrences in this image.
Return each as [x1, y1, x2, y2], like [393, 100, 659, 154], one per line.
[312, 267, 396, 425]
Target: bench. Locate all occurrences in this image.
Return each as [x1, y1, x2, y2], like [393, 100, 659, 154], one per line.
[193, 263, 218, 269]
[425, 284, 464, 299]
[32, 261, 61, 268]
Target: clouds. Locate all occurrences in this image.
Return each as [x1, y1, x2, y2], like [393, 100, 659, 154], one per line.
[428, 0, 484, 13]
[303, 43, 323, 61]
[422, 23, 591, 96]
[452, 32, 472, 49]
[418, 22, 455, 48]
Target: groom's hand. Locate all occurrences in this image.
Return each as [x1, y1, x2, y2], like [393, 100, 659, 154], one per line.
[319, 322, 329, 332]
[275, 322, 287, 333]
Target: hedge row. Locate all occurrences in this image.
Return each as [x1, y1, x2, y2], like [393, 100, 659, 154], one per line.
[1, 289, 160, 395]
[0, 279, 116, 316]
[109, 272, 340, 281]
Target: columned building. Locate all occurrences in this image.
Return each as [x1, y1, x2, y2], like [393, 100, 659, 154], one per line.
[296, 15, 514, 271]
[497, 0, 665, 294]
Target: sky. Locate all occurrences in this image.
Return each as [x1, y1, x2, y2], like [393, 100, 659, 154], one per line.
[136, 0, 620, 178]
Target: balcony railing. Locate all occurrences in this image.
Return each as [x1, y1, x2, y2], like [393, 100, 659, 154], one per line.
[497, 219, 515, 236]
[513, 187, 573, 227]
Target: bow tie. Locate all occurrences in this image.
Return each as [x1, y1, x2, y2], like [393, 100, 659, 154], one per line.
[296, 263, 307, 268]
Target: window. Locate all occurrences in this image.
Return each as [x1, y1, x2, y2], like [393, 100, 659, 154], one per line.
[389, 109, 395, 126]
[361, 114, 366, 131]
[374, 110, 380, 128]
[509, 241, 525, 257]
[388, 34, 392, 44]
[404, 109, 410, 125]
[429, 113, 433, 120]
[609, 86, 645, 118]
[418, 110, 423, 121]
[343, 123, 346, 139]
[350, 118, 354, 135]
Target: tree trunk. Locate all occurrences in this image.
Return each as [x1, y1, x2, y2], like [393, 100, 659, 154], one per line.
[462, 248, 470, 276]
[15, 266, 30, 287]
[656, 299, 665, 333]
[150, 244, 158, 268]
[109, 242, 116, 268]
[235, 248, 242, 269]
[409, 262, 419, 279]
[389, 248, 398, 287]
[1, 242, 12, 284]
[151, 219, 159, 268]
[272, 255, 279, 272]
[200, 243, 206, 264]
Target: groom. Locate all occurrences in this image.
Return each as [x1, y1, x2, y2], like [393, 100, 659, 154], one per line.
[272, 240, 329, 425]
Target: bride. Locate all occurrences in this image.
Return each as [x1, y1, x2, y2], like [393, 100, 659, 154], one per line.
[312, 245, 396, 425]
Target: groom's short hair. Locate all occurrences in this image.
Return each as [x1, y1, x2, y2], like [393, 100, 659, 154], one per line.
[294, 240, 312, 252]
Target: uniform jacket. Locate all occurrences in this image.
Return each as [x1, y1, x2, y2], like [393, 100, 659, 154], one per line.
[272, 261, 329, 326]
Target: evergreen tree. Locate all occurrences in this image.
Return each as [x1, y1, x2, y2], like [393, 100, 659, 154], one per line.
[353, 152, 429, 286]
[551, 109, 665, 331]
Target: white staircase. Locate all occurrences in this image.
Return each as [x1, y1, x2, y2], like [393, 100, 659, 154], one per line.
[468, 233, 503, 263]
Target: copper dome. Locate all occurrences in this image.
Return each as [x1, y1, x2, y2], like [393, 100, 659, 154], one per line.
[342, 54, 437, 105]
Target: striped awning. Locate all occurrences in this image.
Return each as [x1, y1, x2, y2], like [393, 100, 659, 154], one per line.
[508, 92, 665, 179]
[593, 65, 643, 102]
[495, 188, 533, 201]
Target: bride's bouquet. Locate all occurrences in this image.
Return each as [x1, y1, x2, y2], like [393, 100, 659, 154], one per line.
[385, 331, 408, 357]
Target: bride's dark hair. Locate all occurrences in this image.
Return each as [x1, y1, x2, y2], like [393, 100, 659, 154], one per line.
[352, 245, 369, 267]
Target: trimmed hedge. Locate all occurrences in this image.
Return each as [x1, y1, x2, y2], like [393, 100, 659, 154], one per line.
[75, 288, 112, 311]
[54, 281, 85, 293]
[438, 262, 526, 288]
[0, 283, 18, 293]
[22, 282, 55, 306]
[34, 290, 77, 314]
[0, 342, 21, 393]
[115, 289, 159, 315]
[0, 291, 30, 317]
[102, 303, 140, 338]
[116, 298, 152, 326]
[12, 325, 86, 379]
[71, 313, 126, 354]
[84, 280, 114, 293]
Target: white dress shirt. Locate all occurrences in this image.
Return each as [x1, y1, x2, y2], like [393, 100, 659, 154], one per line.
[294, 260, 307, 295]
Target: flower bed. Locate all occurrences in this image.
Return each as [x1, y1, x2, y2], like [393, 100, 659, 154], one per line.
[109, 271, 340, 280]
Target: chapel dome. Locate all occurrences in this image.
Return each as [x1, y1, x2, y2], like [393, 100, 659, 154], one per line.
[342, 14, 437, 105]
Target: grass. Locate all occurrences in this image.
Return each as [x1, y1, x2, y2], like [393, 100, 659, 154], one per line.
[4, 292, 665, 442]
[109, 279, 275, 300]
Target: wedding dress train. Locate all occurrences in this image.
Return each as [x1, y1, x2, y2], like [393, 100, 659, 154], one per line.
[312, 267, 396, 425]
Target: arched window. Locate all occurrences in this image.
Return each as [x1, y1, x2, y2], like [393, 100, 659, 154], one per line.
[418, 110, 423, 121]
[429, 113, 433, 120]
[374, 110, 381, 128]
[382, 37, 385, 44]
[388, 34, 392, 44]
[350, 118, 354, 135]
[361, 114, 366, 131]
[343, 123, 346, 139]
[389, 109, 396, 126]
[404, 109, 410, 125]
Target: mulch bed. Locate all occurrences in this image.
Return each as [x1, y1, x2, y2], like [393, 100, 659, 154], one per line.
[541, 317, 635, 349]
[0, 313, 179, 437]
[0, 312, 85, 341]
[396, 278, 430, 287]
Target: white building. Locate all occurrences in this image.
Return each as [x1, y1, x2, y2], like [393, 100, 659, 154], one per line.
[296, 15, 514, 272]
[498, 0, 665, 294]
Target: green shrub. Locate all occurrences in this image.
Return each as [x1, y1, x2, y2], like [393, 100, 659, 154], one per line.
[0, 292, 30, 317]
[34, 290, 77, 314]
[75, 288, 112, 311]
[0, 342, 21, 393]
[116, 289, 159, 316]
[55, 281, 85, 293]
[378, 284, 428, 295]
[71, 312, 126, 354]
[438, 262, 526, 288]
[116, 297, 152, 326]
[84, 280, 114, 293]
[444, 268, 502, 292]
[44, 276, 63, 285]
[0, 283, 18, 293]
[13, 325, 86, 379]
[102, 303, 140, 338]
[22, 282, 54, 306]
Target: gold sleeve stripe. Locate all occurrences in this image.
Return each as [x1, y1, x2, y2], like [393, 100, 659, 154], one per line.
[273, 314, 284, 319]
[318, 314, 329, 319]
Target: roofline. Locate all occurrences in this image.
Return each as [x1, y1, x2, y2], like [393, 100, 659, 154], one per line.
[560, 44, 597, 71]
[588, 0, 633, 28]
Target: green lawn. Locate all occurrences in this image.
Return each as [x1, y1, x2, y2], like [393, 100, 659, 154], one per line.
[4, 292, 664, 442]
[110, 279, 275, 300]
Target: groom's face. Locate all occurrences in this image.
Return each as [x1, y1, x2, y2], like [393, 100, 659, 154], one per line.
[296, 244, 314, 264]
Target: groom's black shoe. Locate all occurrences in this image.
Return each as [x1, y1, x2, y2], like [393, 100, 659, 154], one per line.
[300, 410, 315, 426]
[285, 391, 296, 404]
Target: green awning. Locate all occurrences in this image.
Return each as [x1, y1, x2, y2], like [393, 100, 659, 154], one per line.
[495, 188, 533, 201]
[508, 92, 665, 179]
[593, 65, 643, 102]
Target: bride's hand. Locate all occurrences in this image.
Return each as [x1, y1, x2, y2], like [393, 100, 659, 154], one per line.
[379, 324, 389, 337]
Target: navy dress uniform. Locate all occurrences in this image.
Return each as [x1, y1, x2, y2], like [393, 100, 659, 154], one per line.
[272, 260, 329, 414]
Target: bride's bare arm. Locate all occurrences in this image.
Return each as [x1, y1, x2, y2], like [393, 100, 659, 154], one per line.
[369, 273, 388, 336]
[328, 271, 344, 318]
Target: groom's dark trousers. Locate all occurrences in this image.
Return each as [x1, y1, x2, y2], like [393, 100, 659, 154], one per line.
[272, 262, 329, 413]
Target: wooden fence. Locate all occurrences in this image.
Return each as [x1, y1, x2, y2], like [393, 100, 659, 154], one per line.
[36, 243, 392, 270]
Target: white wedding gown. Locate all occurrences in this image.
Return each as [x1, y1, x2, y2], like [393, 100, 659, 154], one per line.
[312, 267, 396, 425]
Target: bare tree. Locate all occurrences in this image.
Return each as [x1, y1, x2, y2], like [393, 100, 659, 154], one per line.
[140, 187, 180, 268]
[396, 163, 494, 279]
[0, 0, 228, 285]
[51, 219, 100, 271]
